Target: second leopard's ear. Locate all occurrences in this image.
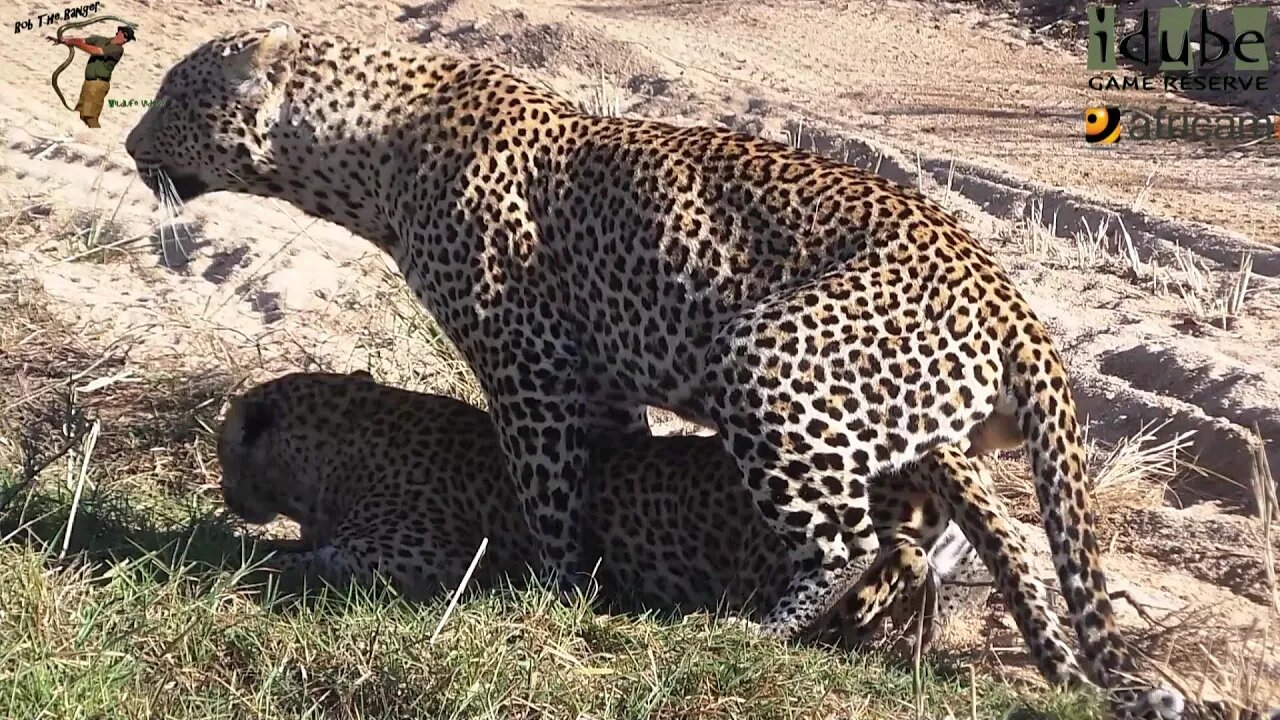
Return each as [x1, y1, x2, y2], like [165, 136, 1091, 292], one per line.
[238, 396, 276, 446]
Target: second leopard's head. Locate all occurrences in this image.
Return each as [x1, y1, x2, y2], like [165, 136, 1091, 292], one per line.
[216, 370, 377, 527]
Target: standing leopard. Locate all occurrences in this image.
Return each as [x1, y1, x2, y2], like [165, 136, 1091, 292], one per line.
[217, 370, 996, 650]
[126, 22, 1192, 717]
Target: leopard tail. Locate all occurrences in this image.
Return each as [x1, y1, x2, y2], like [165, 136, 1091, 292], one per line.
[1002, 323, 1135, 692]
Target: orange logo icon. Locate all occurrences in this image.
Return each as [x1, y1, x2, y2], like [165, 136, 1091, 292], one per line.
[1085, 107, 1122, 145]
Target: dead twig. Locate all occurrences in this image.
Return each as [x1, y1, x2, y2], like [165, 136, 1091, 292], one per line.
[0, 423, 91, 515]
[429, 537, 489, 644]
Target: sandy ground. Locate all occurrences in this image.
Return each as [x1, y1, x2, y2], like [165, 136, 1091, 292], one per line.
[1, 0, 1278, 710]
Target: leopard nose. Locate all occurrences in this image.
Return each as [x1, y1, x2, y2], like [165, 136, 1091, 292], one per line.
[124, 114, 155, 167]
[124, 122, 141, 161]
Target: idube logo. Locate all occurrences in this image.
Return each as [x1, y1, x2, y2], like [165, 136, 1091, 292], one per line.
[1086, 4, 1269, 94]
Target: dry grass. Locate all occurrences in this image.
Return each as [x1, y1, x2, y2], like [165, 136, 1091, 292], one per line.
[327, 254, 486, 408]
[1123, 446, 1279, 717]
[1000, 194, 1259, 330]
[1113, 436, 1279, 713]
[991, 419, 1192, 532]
[0, 272, 236, 510]
[908, 151, 965, 222]
[60, 160, 134, 262]
[579, 68, 627, 118]
[1166, 249, 1255, 331]
[1250, 431, 1279, 612]
[1085, 420, 1192, 512]
[6, 161, 149, 265]
[0, 190, 57, 251]
[1000, 195, 1059, 256]
[1125, 603, 1278, 716]
[785, 116, 810, 150]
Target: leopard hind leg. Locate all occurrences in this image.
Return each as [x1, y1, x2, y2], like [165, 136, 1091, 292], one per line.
[924, 445, 1088, 687]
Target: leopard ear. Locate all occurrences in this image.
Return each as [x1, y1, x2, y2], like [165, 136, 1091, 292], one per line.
[237, 396, 276, 446]
[222, 21, 300, 85]
[258, 21, 299, 57]
[349, 369, 375, 381]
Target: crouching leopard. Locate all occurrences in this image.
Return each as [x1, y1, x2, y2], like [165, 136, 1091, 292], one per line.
[128, 21, 1204, 717]
[217, 370, 995, 649]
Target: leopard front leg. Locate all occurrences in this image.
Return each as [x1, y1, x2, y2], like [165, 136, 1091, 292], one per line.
[258, 512, 492, 602]
[262, 539, 395, 597]
[482, 349, 597, 600]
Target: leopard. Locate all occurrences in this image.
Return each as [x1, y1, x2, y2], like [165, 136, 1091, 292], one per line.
[216, 370, 997, 650]
[125, 21, 1197, 717]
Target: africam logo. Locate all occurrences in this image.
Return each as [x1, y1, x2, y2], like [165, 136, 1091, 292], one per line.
[1084, 107, 1122, 145]
[1086, 106, 1278, 145]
